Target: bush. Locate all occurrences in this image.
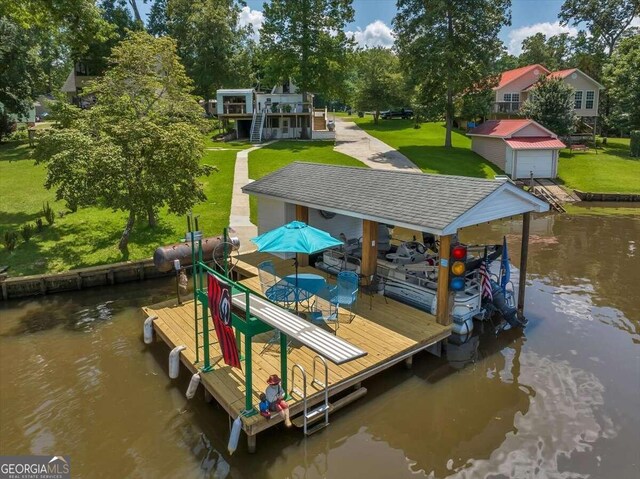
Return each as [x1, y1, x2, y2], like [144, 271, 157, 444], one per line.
[20, 223, 35, 242]
[3, 231, 18, 251]
[42, 202, 55, 225]
[631, 130, 640, 158]
[35, 218, 44, 231]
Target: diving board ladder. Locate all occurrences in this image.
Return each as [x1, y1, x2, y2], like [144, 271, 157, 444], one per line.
[290, 355, 330, 435]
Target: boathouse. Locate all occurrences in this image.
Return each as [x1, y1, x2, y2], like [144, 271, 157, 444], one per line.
[142, 163, 548, 453]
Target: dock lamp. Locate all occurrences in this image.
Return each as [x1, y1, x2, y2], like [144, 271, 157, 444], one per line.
[449, 243, 467, 291]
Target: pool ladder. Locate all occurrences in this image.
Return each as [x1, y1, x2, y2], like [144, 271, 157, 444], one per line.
[290, 355, 330, 435]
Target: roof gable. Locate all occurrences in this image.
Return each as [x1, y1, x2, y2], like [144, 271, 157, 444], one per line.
[243, 163, 548, 235]
[495, 64, 550, 90]
[468, 119, 556, 138]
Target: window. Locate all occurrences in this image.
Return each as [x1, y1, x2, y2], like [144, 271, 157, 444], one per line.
[574, 91, 583, 109]
[503, 93, 511, 102]
[586, 91, 595, 109]
[503, 93, 520, 103]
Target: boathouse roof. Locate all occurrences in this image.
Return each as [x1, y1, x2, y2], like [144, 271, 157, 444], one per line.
[243, 162, 549, 235]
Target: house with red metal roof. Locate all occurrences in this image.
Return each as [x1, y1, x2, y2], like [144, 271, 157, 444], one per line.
[492, 64, 604, 119]
[467, 119, 565, 179]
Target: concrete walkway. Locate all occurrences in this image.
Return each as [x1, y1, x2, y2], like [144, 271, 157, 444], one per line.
[229, 144, 271, 253]
[333, 117, 421, 172]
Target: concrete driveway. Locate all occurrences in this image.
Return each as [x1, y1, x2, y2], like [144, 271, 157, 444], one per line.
[333, 117, 421, 172]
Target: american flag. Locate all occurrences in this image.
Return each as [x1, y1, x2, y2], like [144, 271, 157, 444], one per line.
[479, 260, 493, 301]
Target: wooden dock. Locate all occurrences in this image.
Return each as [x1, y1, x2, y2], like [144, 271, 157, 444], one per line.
[142, 252, 450, 448]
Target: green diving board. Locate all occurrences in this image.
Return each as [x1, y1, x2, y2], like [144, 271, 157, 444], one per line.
[232, 293, 367, 365]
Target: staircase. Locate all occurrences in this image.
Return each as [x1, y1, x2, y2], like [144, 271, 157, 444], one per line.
[250, 110, 266, 143]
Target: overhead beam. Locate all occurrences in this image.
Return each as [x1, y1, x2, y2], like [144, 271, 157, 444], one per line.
[361, 220, 378, 278]
[295, 205, 309, 267]
[517, 212, 531, 317]
[436, 235, 453, 326]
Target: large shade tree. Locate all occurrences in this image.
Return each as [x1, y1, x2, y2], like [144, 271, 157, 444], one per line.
[352, 48, 405, 123]
[35, 32, 213, 253]
[604, 35, 640, 131]
[394, 0, 511, 147]
[148, 0, 254, 100]
[520, 75, 577, 136]
[260, 0, 355, 100]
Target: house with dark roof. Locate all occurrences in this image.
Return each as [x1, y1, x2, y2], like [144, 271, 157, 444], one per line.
[492, 64, 604, 120]
[467, 119, 565, 179]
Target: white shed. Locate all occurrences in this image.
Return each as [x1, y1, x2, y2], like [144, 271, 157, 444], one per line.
[468, 119, 565, 179]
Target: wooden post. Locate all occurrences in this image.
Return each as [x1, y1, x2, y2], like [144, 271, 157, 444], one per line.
[295, 205, 309, 267]
[517, 212, 531, 317]
[247, 433, 257, 454]
[436, 234, 453, 326]
[361, 220, 378, 278]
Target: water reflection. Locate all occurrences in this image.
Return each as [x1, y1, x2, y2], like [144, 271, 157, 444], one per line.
[0, 212, 638, 478]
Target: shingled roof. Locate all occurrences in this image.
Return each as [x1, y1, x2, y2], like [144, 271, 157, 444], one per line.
[243, 163, 548, 235]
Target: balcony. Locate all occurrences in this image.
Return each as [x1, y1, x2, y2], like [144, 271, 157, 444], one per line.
[493, 101, 522, 113]
[264, 102, 312, 114]
[222, 102, 248, 114]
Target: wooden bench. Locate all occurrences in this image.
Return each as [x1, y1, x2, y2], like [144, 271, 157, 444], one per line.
[569, 144, 589, 152]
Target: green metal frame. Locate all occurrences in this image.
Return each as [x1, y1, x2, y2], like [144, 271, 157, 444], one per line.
[188, 218, 289, 416]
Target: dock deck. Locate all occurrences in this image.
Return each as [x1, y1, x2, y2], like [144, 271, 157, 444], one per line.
[142, 252, 450, 439]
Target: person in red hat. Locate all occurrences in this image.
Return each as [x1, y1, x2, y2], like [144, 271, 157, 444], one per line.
[265, 374, 291, 427]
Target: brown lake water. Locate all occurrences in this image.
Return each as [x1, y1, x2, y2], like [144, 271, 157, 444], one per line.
[1, 210, 639, 478]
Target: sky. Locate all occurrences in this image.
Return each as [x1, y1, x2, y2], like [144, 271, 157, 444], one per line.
[137, 1, 639, 56]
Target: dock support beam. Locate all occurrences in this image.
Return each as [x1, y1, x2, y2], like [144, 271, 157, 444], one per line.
[295, 205, 309, 267]
[404, 356, 413, 369]
[517, 212, 531, 318]
[247, 433, 256, 454]
[361, 220, 379, 278]
[436, 235, 453, 326]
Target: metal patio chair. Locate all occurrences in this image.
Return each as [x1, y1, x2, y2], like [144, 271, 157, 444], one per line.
[331, 271, 359, 323]
[309, 284, 340, 335]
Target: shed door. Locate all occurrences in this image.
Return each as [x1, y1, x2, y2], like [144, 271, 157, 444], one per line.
[515, 150, 554, 179]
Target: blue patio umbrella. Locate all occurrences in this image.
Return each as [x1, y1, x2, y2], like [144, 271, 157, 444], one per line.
[499, 235, 511, 294]
[251, 221, 343, 311]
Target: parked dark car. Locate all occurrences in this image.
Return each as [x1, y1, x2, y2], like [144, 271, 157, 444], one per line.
[381, 108, 413, 119]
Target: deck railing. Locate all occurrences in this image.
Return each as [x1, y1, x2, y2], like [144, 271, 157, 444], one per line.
[223, 102, 247, 114]
[493, 101, 522, 113]
[264, 102, 312, 114]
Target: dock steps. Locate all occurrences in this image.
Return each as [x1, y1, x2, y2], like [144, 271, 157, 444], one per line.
[530, 180, 568, 213]
[291, 387, 368, 430]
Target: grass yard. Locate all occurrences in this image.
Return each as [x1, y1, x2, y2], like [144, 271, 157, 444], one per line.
[558, 138, 640, 193]
[350, 116, 502, 178]
[0, 142, 235, 276]
[247, 140, 366, 224]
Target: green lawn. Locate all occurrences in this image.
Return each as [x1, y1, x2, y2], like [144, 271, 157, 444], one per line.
[350, 117, 502, 178]
[248, 140, 365, 224]
[558, 138, 640, 193]
[0, 142, 235, 276]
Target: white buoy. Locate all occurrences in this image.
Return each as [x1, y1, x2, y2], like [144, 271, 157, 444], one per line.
[168, 345, 186, 379]
[228, 416, 242, 455]
[143, 315, 158, 344]
[185, 373, 201, 399]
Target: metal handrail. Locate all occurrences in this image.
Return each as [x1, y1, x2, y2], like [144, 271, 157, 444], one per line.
[312, 355, 330, 427]
[290, 363, 308, 432]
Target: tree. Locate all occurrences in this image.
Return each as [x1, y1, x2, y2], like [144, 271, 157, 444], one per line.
[603, 35, 640, 131]
[260, 0, 355, 100]
[457, 90, 494, 122]
[0, 19, 41, 122]
[149, 0, 254, 100]
[352, 48, 404, 123]
[394, 0, 511, 147]
[35, 32, 213, 253]
[559, 0, 639, 56]
[520, 75, 577, 136]
[519, 32, 572, 70]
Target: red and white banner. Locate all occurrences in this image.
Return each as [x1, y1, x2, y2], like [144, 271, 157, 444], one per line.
[207, 274, 241, 369]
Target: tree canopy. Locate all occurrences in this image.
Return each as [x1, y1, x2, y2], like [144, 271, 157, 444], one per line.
[604, 34, 640, 131]
[520, 75, 577, 136]
[351, 48, 405, 123]
[35, 32, 212, 252]
[148, 0, 254, 99]
[394, 0, 511, 147]
[518, 33, 572, 71]
[260, 0, 355, 99]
